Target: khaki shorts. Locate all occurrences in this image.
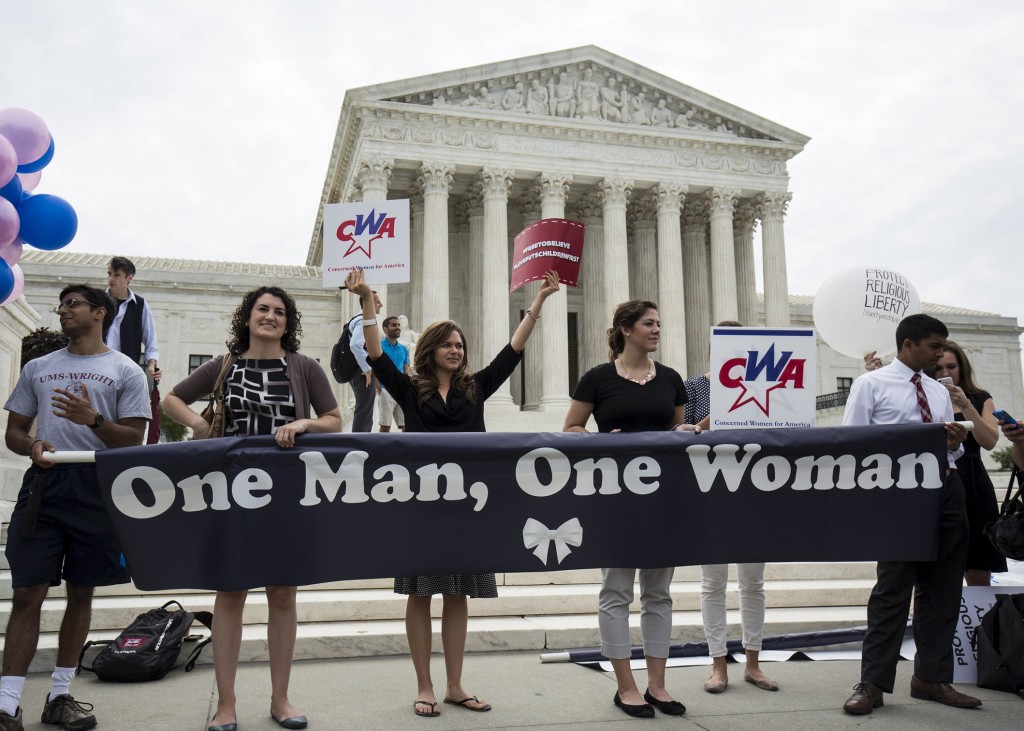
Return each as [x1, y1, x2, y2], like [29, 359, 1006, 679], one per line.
[378, 388, 405, 428]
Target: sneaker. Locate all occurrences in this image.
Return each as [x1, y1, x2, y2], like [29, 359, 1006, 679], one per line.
[0, 707, 24, 731]
[40, 694, 96, 731]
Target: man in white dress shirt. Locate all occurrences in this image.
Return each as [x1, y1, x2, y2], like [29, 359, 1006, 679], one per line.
[841, 313, 980, 715]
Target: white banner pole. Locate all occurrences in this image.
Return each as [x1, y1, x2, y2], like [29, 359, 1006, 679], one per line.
[45, 451, 96, 464]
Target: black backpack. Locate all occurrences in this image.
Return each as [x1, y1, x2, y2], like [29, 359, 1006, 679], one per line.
[76, 600, 213, 682]
[330, 316, 361, 383]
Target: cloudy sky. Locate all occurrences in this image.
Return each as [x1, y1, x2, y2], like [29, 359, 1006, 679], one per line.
[4, 1, 1022, 352]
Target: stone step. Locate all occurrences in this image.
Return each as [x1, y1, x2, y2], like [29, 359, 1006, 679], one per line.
[0, 578, 877, 635]
[0, 561, 880, 600]
[7, 604, 871, 675]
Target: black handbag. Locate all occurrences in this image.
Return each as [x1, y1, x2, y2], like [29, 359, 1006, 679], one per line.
[985, 467, 1024, 561]
[976, 592, 1024, 699]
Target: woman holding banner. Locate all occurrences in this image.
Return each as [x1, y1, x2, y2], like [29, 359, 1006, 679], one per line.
[163, 286, 340, 731]
[562, 299, 699, 719]
[345, 267, 560, 719]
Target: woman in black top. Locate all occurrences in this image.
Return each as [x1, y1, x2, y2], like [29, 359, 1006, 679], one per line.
[563, 300, 699, 719]
[934, 341, 1006, 585]
[345, 267, 561, 718]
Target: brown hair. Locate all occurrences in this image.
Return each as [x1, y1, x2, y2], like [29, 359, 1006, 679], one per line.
[606, 300, 658, 361]
[226, 286, 302, 355]
[411, 320, 477, 406]
[942, 340, 983, 395]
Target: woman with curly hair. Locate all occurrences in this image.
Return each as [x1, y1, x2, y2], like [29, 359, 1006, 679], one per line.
[933, 340, 1006, 585]
[345, 267, 560, 719]
[163, 286, 340, 731]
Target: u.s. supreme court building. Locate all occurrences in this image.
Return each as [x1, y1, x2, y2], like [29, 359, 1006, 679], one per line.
[6, 47, 1023, 457]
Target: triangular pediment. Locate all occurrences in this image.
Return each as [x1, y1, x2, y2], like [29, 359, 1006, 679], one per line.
[346, 46, 808, 145]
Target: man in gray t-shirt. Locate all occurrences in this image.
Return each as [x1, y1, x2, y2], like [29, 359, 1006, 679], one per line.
[1, 284, 150, 731]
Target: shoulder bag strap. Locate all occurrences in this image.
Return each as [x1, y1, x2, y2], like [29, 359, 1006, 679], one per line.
[212, 354, 236, 397]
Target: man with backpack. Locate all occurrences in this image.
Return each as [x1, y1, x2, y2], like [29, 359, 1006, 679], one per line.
[1, 284, 151, 731]
[348, 289, 382, 432]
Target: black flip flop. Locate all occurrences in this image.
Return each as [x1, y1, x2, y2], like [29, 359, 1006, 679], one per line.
[413, 700, 440, 717]
[444, 696, 492, 712]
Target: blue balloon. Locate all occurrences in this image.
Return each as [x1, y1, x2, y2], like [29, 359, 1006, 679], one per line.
[17, 136, 54, 174]
[0, 259, 13, 303]
[17, 193, 78, 251]
[0, 175, 22, 205]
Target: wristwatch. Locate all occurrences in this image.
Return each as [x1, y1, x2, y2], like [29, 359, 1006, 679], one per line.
[88, 413, 105, 430]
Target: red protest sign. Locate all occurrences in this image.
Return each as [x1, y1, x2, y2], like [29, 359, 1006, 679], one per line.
[509, 218, 585, 292]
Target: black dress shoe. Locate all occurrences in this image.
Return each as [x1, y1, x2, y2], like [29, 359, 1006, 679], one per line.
[207, 724, 237, 731]
[613, 692, 654, 719]
[643, 689, 686, 715]
[843, 682, 883, 715]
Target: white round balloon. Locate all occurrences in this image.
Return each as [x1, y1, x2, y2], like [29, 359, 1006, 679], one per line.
[812, 267, 921, 359]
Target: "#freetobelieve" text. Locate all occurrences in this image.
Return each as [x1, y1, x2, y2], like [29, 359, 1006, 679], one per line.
[110, 444, 944, 520]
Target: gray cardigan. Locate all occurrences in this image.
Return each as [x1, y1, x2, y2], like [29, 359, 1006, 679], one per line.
[172, 351, 337, 422]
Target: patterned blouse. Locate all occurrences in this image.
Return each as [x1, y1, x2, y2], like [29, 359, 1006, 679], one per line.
[224, 358, 296, 436]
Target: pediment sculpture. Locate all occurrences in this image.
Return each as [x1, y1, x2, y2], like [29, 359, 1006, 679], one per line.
[384, 65, 772, 140]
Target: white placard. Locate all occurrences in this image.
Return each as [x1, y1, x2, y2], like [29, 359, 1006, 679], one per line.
[321, 199, 410, 287]
[952, 586, 1023, 683]
[709, 327, 817, 430]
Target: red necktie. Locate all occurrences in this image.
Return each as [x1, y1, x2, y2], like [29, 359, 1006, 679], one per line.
[911, 373, 932, 423]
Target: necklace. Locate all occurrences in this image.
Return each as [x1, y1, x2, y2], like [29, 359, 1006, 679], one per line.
[617, 358, 655, 386]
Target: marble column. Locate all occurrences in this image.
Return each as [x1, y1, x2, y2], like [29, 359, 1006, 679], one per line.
[478, 166, 516, 406]
[357, 156, 394, 311]
[757, 191, 793, 326]
[733, 201, 758, 327]
[417, 162, 454, 327]
[599, 178, 634, 313]
[682, 201, 710, 376]
[575, 189, 605, 373]
[628, 192, 658, 302]
[517, 182, 542, 410]
[465, 190, 484, 371]
[409, 190, 425, 331]
[538, 173, 573, 411]
[449, 199, 470, 332]
[654, 182, 687, 371]
[706, 188, 740, 325]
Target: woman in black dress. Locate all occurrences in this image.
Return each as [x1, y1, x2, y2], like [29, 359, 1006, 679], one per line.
[933, 340, 1006, 585]
[345, 267, 561, 718]
[563, 299, 700, 719]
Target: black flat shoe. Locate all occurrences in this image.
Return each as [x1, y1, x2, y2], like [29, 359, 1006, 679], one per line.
[644, 689, 686, 716]
[208, 724, 237, 731]
[613, 692, 654, 718]
[270, 709, 308, 729]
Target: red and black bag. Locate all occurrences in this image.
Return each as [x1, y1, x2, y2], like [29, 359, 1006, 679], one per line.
[77, 600, 213, 682]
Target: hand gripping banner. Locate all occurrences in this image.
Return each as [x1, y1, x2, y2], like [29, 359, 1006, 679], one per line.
[94, 425, 949, 591]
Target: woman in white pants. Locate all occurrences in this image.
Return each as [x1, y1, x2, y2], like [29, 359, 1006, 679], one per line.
[700, 563, 777, 692]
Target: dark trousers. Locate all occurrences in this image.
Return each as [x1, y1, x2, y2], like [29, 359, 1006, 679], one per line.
[349, 372, 376, 433]
[860, 470, 968, 692]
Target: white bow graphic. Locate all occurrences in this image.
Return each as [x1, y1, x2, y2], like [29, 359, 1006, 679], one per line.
[522, 517, 583, 565]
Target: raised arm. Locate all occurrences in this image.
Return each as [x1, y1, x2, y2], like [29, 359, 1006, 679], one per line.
[344, 268, 383, 361]
[510, 270, 560, 353]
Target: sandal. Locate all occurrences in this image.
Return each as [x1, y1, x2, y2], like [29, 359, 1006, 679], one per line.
[443, 696, 492, 712]
[414, 700, 440, 717]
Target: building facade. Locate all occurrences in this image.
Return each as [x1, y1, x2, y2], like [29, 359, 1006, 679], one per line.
[308, 46, 810, 410]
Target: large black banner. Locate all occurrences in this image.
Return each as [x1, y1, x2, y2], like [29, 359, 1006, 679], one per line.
[95, 425, 950, 591]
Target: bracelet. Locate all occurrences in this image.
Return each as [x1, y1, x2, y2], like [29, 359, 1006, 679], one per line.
[669, 424, 683, 431]
[30, 438, 42, 453]
[525, 308, 540, 321]
[361, 318, 378, 327]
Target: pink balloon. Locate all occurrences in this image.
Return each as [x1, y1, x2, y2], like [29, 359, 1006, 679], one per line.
[18, 170, 41, 192]
[0, 134, 17, 187]
[1, 263, 24, 306]
[0, 196, 20, 248]
[0, 108, 51, 166]
[0, 237, 23, 266]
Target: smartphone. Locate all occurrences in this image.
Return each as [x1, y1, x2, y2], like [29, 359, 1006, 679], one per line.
[994, 409, 1020, 428]
[936, 376, 953, 386]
